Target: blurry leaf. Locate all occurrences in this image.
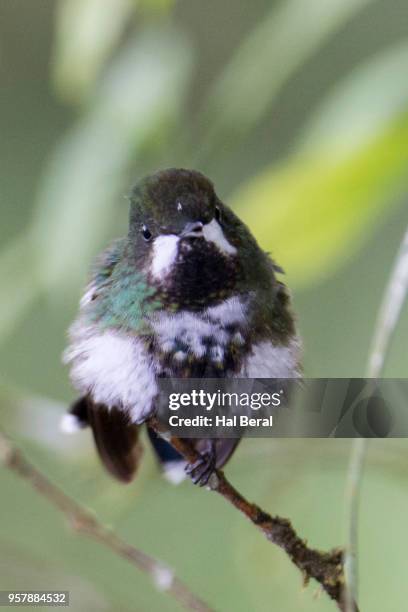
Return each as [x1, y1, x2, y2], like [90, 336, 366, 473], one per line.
[138, 0, 176, 12]
[300, 40, 408, 155]
[231, 116, 408, 288]
[52, 0, 135, 104]
[32, 26, 193, 294]
[0, 235, 38, 342]
[197, 0, 373, 156]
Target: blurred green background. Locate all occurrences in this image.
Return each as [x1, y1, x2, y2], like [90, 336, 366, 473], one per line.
[1, 0, 408, 610]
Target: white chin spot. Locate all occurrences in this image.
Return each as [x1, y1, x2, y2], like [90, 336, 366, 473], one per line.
[60, 413, 84, 434]
[150, 235, 179, 280]
[202, 219, 237, 255]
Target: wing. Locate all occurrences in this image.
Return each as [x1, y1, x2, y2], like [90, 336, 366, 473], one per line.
[62, 396, 143, 483]
[79, 238, 127, 308]
[87, 399, 143, 483]
[64, 235, 158, 423]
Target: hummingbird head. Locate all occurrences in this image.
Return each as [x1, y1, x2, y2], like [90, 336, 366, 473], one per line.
[127, 168, 271, 308]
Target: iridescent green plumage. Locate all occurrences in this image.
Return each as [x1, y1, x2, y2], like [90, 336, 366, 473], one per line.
[82, 239, 162, 332]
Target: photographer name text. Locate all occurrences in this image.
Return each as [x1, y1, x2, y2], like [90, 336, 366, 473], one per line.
[168, 414, 274, 428]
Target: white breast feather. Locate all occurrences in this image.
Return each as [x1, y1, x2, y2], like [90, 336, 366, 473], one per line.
[241, 337, 301, 378]
[64, 293, 300, 424]
[64, 323, 157, 423]
[149, 296, 248, 359]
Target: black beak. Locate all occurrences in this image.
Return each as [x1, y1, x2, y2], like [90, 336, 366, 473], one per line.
[181, 221, 204, 238]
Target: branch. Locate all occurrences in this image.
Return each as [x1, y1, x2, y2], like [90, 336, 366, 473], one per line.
[344, 438, 366, 612]
[0, 429, 211, 612]
[149, 417, 356, 612]
[344, 223, 408, 611]
[367, 225, 408, 379]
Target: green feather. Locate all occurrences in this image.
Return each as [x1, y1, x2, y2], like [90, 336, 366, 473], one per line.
[83, 239, 162, 332]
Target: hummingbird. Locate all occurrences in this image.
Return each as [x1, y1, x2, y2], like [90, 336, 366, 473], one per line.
[61, 168, 301, 486]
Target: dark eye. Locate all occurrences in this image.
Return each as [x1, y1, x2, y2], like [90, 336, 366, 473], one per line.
[142, 225, 152, 241]
[215, 206, 222, 222]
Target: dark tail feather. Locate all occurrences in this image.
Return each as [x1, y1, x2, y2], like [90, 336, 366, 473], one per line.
[147, 426, 182, 463]
[214, 438, 240, 469]
[62, 400, 239, 484]
[87, 401, 143, 483]
[194, 438, 240, 469]
[62, 396, 143, 483]
[147, 426, 186, 484]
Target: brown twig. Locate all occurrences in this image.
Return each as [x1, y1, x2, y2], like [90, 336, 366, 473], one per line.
[149, 417, 356, 612]
[0, 429, 211, 612]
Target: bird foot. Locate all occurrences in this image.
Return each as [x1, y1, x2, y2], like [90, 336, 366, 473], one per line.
[185, 449, 216, 487]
